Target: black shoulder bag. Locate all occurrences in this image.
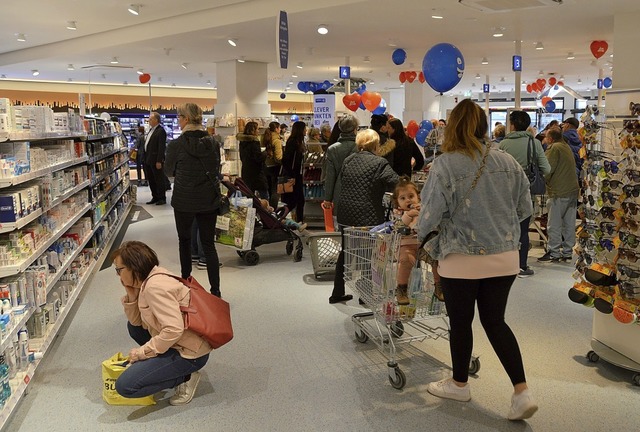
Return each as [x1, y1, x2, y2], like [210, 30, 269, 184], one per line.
[526, 135, 546, 196]
[195, 137, 229, 215]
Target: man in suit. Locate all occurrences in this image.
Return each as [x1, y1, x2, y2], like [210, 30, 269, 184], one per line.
[143, 111, 168, 205]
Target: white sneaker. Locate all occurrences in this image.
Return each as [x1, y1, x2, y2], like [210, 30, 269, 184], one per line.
[508, 389, 538, 420]
[169, 371, 201, 406]
[427, 378, 471, 402]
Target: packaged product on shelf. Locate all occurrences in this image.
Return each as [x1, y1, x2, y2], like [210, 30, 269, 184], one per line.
[17, 328, 28, 371]
[6, 339, 17, 379]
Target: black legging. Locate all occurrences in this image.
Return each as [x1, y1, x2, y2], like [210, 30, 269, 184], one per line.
[173, 210, 221, 297]
[440, 274, 526, 386]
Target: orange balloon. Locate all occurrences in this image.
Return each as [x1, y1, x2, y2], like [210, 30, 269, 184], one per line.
[361, 91, 382, 112]
[549, 77, 557, 86]
[407, 120, 419, 139]
[399, 72, 407, 83]
[557, 81, 564, 87]
[526, 84, 532, 93]
[139, 73, 151, 84]
[418, 71, 425, 83]
[542, 96, 552, 106]
[407, 71, 417, 83]
[531, 82, 539, 92]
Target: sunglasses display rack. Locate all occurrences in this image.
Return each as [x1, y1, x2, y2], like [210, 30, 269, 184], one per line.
[571, 104, 640, 385]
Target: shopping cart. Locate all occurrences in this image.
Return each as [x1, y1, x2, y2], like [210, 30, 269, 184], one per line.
[306, 232, 342, 279]
[343, 226, 480, 389]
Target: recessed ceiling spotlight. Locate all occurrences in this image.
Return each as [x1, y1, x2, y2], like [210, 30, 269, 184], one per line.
[123, 81, 128, 85]
[67, 64, 75, 71]
[387, 40, 397, 47]
[101, 73, 106, 79]
[567, 52, 575, 60]
[296, 62, 303, 69]
[369, 81, 375, 85]
[577, 78, 582, 84]
[0, 75, 6, 79]
[111, 57, 119, 64]
[228, 39, 237, 47]
[67, 78, 73, 82]
[181, 63, 188, 69]
[363, 56, 370, 63]
[535, 41, 544, 50]
[206, 80, 211, 85]
[198, 72, 203, 78]
[136, 68, 143, 75]
[472, 83, 476, 87]
[31, 70, 39, 76]
[128, 4, 141, 15]
[333, 78, 339, 82]
[16, 33, 26, 42]
[292, 73, 298, 78]
[237, 57, 245, 63]
[288, 81, 293, 85]
[500, 77, 505, 82]
[610, 54, 614, 58]
[538, 70, 544, 76]
[475, 73, 481, 79]
[481, 57, 489, 65]
[66, 21, 77, 30]
[317, 25, 328, 35]
[431, 15, 444, 19]
[559, 75, 565, 80]
[493, 27, 505, 37]
[158, 76, 163, 82]
[590, 60, 597, 67]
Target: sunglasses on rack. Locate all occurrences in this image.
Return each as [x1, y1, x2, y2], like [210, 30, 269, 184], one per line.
[576, 252, 594, 266]
[619, 232, 640, 248]
[618, 264, 640, 279]
[601, 191, 621, 205]
[596, 238, 616, 252]
[599, 221, 618, 235]
[588, 163, 603, 176]
[602, 179, 624, 191]
[618, 248, 640, 262]
[586, 194, 602, 208]
[623, 184, 640, 198]
[582, 224, 604, 240]
[621, 217, 640, 232]
[604, 160, 619, 174]
[619, 281, 640, 296]
[600, 206, 617, 220]
[626, 169, 640, 182]
[622, 202, 640, 216]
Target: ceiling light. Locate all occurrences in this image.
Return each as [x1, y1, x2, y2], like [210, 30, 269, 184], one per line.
[198, 72, 203, 78]
[481, 57, 489, 65]
[206, 80, 211, 85]
[66, 21, 77, 30]
[157, 77, 163, 82]
[363, 56, 370, 63]
[577, 78, 582, 84]
[181, 63, 188, 69]
[237, 57, 245, 63]
[111, 57, 119, 64]
[317, 25, 328, 35]
[387, 40, 397, 47]
[559, 75, 565, 81]
[67, 78, 73, 82]
[136, 68, 143, 75]
[296, 62, 303, 69]
[472, 83, 476, 87]
[535, 42, 544, 50]
[431, 15, 444, 19]
[16, 33, 26, 42]
[369, 81, 375, 85]
[493, 27, 505, 37]
[475, 73, 481, 79]
[0, 75, 6, 79]
[128, 4, 140, 15]
[228, 39, 237, 47]
[500, 77, 505, 82]
[172, 83, 176, 87]
[590, 60, 598, 67]
[101, 73, 106, 79]
[538, 70, 544, 76]
[67, 64, 75, 71]
[333, 78, 339, 82]
[123, 81, 128, 85]
[31, 70, 40, 76]
[292, 73, 298, 78]
[567, 52, 575, 60]
[610, 54, 614, 58]
[288, 81, 293, 85]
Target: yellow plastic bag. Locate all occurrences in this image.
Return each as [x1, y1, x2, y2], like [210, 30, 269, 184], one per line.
[102, 352, 156, 406]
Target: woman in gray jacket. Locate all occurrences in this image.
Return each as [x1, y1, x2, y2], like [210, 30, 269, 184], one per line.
[417, 99, 538, 421]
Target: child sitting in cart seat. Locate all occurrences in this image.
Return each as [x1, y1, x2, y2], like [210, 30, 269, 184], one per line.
[392, 177, 443, 304]
[259, 199, 309, 234]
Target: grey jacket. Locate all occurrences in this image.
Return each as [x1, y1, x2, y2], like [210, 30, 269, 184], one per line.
[417, 147, 532, 260]
[324, 132, 357, 208]
[336, 151, 399, 226]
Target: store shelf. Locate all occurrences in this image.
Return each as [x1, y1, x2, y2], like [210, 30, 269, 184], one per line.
[87, 148, 120, 165]
[93, 182, 130, 228]
[0, 202, 91, 278]
[0, 132, 85, 143]
[93, 175, 124, 205]
[0, 156, 88, 188]
[43, 180, 91, 212]
[0, 209, 43, 234]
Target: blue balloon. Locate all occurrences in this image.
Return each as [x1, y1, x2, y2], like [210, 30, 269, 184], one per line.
[422, 43, 465, 93]
[307, 82, 317, 92]
[544, 100, 556, 113]
[372, 98, 387, 115]
[297, 82, 307, 92]
[359, 101, 366, 110]
[280, 93, 286, 99]
[290, 114, 300, 122]
[419, 120, 433, 132]
[392, 48, 407, 65]
[603, 77, 612, 88]
[415, 128, 430, 146]
[323, 80, 331, 90]
[356, 84, 366, 95]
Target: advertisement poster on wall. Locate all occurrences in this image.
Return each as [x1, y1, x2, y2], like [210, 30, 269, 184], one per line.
[313, 93, 335, 129]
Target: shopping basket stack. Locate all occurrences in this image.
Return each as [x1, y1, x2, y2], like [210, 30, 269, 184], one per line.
[343, 226, 479, 389]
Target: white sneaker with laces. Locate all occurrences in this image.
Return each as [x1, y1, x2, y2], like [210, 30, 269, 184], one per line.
[508, 389, 538, 420]
[427, 378, 471, 402]
[169, 371, 201, 406]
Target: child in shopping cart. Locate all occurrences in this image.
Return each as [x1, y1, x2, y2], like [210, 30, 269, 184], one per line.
[259, 199, 309, 235]
[392, 177, 443, 305]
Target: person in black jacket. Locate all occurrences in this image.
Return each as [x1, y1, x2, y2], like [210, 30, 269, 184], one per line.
[164, 103, 223, 297]
[238, 121, 269, 199]
[143, 112, 168, 205]
[329, 129, 399, 304]
[281, 121, 307, 222]
[388, 118, 424, 176]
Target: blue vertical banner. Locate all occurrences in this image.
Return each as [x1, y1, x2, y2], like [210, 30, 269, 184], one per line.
[483, 83, 490, 93]
[277, 11, 289, 69]
[597, 79, 603, 89]
[313, 94, 335, 129]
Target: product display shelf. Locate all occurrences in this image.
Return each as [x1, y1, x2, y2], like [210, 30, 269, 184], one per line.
[0, 202, 91, 278]
[88, 148, 122, 165]
[42, 180, 91, 213]
[93, 175, 125, 204]
[0, 209, 43, 235]
[0, 156, 88, 188]
[0, 203, 131, 430]
[90, 201, 132, 263]
[93, 182, 130, 229]
[0, 132, 86, 144]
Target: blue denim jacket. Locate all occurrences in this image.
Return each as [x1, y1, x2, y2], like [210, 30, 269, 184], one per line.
[417, 147, 533, 260]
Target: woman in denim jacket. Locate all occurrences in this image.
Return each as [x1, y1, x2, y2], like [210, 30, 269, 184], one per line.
[417, 99, 538, 421]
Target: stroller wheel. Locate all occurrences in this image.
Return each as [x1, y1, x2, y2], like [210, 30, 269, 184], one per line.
[293, 247, 303, 262]
[286, 241, 294, 256]
[244, 250, 260, 266]
[236, 250, 245, 258]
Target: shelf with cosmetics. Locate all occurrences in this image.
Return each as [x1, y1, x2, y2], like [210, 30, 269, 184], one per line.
[0, 118, 133, 422]
[569, 102, 640, 386]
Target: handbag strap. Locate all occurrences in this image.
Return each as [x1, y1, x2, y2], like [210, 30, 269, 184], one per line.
[527, 135, 536, 166]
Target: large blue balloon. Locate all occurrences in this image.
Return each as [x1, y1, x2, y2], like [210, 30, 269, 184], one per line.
[603, 77, 612, 88]
[422, 43, 465, 93]
[297, 82, 307, 92]
[544, 100, 556, 113]
[415, 128, 430, 146]
[307, 82, 317, 92]
[323, 80, 331, 90]
[356, 84, 366, 95]
[392, 48, 407, 65]
[290, 114, 300, 122]
[419, 120, 433, 132]
[372, 98, 387, 115]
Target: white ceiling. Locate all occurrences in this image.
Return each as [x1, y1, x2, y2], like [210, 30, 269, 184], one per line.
[0, 0, 638, 96]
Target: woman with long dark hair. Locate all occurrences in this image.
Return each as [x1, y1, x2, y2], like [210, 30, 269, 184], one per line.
[238, 121, 268, 199]
[281, 121, 307, 222]
[263, 121, 283, 209]
[388, 117, 424, 177]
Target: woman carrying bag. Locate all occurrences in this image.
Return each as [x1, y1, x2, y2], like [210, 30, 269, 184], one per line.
[263, 121, 283, 209]
[280, 121, 307, 222]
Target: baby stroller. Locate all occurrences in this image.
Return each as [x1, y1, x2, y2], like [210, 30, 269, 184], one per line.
[223, 178, 304, 265]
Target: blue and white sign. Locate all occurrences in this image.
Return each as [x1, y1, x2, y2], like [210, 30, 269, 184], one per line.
[313, 94, 335, 128]
[277, 11, 289, 69]
[512, 55, 522, 72]
[339, 66, 350, 79]
[597, 79, 603, 89]
[483, 83, 490, 93]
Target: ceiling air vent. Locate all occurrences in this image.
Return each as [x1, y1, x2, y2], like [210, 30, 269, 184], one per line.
[458, 0, 565, 13]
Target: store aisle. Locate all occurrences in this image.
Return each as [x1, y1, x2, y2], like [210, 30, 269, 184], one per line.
[5, 187, 639, 432]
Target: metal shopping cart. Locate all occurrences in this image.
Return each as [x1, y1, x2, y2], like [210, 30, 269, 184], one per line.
[343, 226, 480, 389]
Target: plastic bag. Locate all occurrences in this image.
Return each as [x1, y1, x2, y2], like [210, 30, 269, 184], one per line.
[102, 352, 156, 406]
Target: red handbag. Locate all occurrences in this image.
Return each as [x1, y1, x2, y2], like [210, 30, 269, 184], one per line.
[146, 273, 233, 349]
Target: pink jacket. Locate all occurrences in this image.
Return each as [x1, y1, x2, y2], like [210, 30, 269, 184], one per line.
[121, 266, 212, 360]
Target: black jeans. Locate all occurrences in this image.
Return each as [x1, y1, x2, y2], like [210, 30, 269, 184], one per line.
[519, 216, 531, 269]
[282, 179, 305, 222]
[440, 275, 526, 386]
[174, 210, 221, 297]
[144, 163, 166, 202]
[331, 226, 346, 298]
[265, 165, 280, 209]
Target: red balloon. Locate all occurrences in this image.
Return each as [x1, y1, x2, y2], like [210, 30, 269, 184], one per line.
[418, 71, 425, 83]
[139, 73, 151, 84]
[526, 84, 532, 93]
[399, 72, 407, 83]
[531, 82, 539, 92]
[557, 81, 564, 87]
[342, 93, 361, 112]
[407, 71, 417, 83]
[548, 77, 557, 86]
[536, 78, 546, 89]
[407, 120, 419, 139]
[541, 96, 552, 106]
[361, 91, 382, 112]
[590, 40, 608, 59]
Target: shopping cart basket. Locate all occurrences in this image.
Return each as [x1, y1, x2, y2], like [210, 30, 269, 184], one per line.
[306, 232, 342, 279]
[343, 226, 480, 389]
